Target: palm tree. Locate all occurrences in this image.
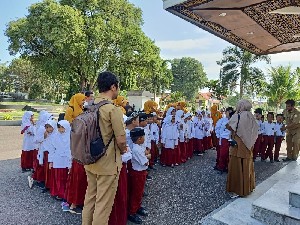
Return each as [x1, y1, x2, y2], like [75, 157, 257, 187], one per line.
[217, 46, 270, 99]
[266, 65, 300, 112]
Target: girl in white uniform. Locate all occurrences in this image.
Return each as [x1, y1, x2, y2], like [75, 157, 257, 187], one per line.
[48, 120, 72, 200]
[21, 111, 36, 172]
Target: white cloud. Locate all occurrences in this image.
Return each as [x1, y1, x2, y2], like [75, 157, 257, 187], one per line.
[155, 37, 215, 52]
[160, 50, 223, 80]
[270, 51, 300, 65]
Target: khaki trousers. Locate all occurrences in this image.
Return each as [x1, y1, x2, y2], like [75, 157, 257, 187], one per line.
[286, 134, 300, 160]
[82, 171, 119, 225]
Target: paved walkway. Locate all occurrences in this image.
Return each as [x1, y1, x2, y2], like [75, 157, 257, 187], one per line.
[0, 126, 290, 225]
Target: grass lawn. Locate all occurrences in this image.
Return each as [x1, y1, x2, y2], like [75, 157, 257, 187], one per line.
[0, 110, 39, 119]
[0, 101, 61, 106]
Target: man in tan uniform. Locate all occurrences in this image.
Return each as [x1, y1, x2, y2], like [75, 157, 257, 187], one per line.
[282, 99, 300, 161]
[82, 72, 127, 225]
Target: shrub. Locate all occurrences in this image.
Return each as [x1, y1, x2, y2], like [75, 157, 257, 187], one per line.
[3, 114, 13, 120]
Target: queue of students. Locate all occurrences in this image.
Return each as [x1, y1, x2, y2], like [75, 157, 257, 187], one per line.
[20, 97, 290, 225]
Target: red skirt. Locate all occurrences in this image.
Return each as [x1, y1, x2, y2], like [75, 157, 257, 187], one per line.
[21, 150, 34, 169]
[194, 139, 204, 153]
[161, 148, 175, 166]
[64, 160, 88, 206]
[186, 139, 194, 158]
[44, 151, 52, 189]
[109, 163, 128, 225]
[174, 146, 181, 165]
[128, 170, 147, 215]
[50, 168, 69, 199]
[179, 142, 187, 163]
[207, 136, 213, 149]
[32, 150, 45, 182]
[215, 138, 220, 166]
[212, 131, 217, 147]
[203, 137, 208, 151]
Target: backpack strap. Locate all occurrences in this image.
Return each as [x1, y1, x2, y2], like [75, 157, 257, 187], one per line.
[236, 114, 241, 131]
[95, 100, 114, 148]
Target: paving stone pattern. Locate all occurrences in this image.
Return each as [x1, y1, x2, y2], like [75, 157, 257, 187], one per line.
[0, 126, 288, 225]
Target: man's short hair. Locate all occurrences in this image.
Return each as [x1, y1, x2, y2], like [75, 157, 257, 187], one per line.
[226, 107, 234, 112]
[85, 91, 93, 97]
[229, 111, 236, 118]
[285, 99, 295, 107]
[97, 71, 119, 93]
[254, 108, 263, 115]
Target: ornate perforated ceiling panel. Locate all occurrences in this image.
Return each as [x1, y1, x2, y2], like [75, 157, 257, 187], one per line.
[164, 0, 300, 55]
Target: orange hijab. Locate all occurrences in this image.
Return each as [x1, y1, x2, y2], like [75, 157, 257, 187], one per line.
[211, 105, 222, 126]
[65, 93, 85, 122]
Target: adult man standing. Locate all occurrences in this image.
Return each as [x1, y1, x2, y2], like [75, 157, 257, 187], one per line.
[82, 72, 127, 225]
[282, 99, 300, 161]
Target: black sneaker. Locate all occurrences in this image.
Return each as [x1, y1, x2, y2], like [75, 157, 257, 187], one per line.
[128, 214, 142, 224]
[261, 159, 266, 162]
[69, 207, 82, 215]
[137, 207, 148, 217]
[282, 158, 291, 162]
[149, 166, 157, 170]
[274, 159, 280, 162]
[146, 175, 152, 181]
[270, 159, 274, 163]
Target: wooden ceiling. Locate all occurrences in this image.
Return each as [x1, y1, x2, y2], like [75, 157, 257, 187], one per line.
[164, 0, 300, 55]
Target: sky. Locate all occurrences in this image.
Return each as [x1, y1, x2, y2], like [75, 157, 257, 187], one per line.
[1, 0, 300, 80]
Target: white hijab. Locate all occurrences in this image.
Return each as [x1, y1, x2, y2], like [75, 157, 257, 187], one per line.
[53, 120, 71, 156]
[176, 110, 184, 123]
[21, 111, 34, 129]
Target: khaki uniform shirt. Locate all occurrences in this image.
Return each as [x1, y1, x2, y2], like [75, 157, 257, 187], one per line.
[283, 108, 300, 136]
[85, 95, 125, 175]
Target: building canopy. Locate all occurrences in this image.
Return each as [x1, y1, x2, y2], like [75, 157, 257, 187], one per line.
[163, 0, 300, 55]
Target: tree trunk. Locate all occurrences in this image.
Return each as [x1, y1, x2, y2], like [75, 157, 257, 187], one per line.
[239, 76, 243, 100]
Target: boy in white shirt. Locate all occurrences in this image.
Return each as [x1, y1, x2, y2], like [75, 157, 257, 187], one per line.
[261, 112, 276, 163]
[128, 128, 149, 224]
[253, 108, 264, 161]
[149, 112, 160, 169]
[215, 107, 233, 172]
[274, 114, 286, 162]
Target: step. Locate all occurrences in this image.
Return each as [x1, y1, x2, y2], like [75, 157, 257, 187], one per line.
[289, 182, 300, 209]
[200, 161, 300, 225]
[251, 180, 300, 225]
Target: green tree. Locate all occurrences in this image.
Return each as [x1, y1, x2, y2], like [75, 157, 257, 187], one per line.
[6, 0, 161, 91]
[171, 57, 207, 101]
[0, 63, 12, 92]
[138, 59, 173, 99]
[218, 46, 270, 99]
[206, 79, 228, 100]
[266, 65, 300, 112]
